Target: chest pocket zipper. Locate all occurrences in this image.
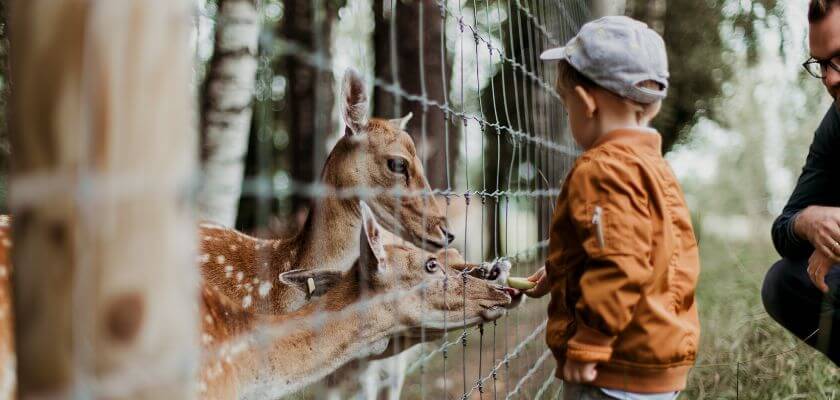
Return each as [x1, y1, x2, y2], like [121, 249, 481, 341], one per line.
[592, 206, 606, 249]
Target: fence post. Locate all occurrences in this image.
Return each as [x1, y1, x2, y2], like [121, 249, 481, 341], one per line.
[7, 0, 199, 398]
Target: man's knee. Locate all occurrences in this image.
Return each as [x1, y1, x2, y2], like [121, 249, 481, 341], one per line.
[762, 259, 804, 320]
[762, 260, 786, 310]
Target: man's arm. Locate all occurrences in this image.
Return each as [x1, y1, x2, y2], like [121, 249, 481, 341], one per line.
[772, 106, 840, 260]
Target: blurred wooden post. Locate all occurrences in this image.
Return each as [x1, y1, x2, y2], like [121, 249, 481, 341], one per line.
[8, 0, 199, 398]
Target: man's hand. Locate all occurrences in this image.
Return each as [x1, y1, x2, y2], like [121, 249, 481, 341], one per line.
[524, 266, 551, 298]
[808, 250, 837, 293]
[562, 358, 598, 383]
[795, 206, 840, 261]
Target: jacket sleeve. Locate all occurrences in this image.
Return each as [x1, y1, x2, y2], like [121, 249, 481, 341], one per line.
[772, 106, 840, 260]
[563, 157, 654, 363]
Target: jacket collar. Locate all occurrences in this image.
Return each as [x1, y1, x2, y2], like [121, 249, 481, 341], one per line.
[589, 128, 662, 155]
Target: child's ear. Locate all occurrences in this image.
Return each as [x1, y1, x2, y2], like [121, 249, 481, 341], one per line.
[573, 85, 597, 118]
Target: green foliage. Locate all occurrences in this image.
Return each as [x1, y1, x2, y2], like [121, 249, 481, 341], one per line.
[627, 0, 783, 153]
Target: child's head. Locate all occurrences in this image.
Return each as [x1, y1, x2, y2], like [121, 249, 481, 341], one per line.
[542, 16, 669, 149]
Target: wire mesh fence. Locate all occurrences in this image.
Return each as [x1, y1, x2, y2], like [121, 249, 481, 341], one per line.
[9, 0, 832, 399]
[193, 0, 588, 398]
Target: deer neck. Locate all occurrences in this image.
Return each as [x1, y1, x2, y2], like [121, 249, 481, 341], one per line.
[234, 286, 398, 399]
[295, 195, 360, 271]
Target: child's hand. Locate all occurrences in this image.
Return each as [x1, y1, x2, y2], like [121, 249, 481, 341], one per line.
[562, 358, 598, 383]
[524, 266, 550, 298]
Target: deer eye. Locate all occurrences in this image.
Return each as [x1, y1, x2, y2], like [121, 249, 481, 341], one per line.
[424, 259, 439, 273]
[387, 158, 408, 175]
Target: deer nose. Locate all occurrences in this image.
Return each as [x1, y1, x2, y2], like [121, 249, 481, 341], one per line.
[441, 227, 455, 244]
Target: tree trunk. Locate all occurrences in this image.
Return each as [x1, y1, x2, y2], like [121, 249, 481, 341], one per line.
[8, 0, 199, 397]
[198, 0, 261, 227]
[591, 0, 627, 17]
[282, 0, 340, 218]
[373, 0, 458, 190]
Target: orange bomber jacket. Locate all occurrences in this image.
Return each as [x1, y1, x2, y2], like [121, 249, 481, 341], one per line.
[545, 129, 701, 393]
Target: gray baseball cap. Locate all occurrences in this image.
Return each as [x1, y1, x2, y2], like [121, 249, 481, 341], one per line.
[540, 16, 669, 104]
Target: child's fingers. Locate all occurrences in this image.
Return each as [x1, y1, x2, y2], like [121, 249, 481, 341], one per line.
[525, 278, 550, 298]
[526, 267, 545, 282]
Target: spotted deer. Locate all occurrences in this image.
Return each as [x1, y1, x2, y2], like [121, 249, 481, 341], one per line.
[198, 69, 457, 315]
[198, 203, 518, 399]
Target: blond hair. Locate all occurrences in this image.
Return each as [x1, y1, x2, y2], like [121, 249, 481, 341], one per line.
[554, 60, 662, 119]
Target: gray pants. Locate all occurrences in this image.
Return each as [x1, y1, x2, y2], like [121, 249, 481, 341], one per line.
[562, 384, 617, 400]
[562, 383, 680, 400]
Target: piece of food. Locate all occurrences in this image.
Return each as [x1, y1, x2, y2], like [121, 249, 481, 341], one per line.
[507, 276, 536, 290]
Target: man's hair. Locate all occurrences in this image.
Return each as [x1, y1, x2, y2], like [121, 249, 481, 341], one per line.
[809, 0, 839, 23]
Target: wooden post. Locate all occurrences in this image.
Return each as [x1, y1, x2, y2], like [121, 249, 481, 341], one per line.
[8, 0, 199, 398]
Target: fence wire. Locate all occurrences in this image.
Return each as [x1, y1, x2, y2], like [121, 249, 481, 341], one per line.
[8, 0, 828, 399]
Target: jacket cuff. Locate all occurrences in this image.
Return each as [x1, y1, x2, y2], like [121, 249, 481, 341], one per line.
[788, 211, 806, 245]
[565, 323, 616, 363]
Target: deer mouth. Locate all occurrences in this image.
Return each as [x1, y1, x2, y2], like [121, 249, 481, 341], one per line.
[479, 305, 506, 322]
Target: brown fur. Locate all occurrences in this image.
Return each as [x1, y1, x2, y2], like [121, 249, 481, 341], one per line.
[197, 205, 513, 399]
[198, 70, 453, 316]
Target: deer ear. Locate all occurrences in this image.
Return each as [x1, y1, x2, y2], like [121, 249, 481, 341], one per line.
[279, 269, 343, 299]
[341, 68, 369, 136]
[388, 112, 413, 131]
[358, 201, 387, 274]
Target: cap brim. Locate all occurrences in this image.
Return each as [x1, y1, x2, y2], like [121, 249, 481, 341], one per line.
[540, 47, 567, 61]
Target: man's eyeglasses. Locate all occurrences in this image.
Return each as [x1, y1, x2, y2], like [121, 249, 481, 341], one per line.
[803, 56, 840, 79]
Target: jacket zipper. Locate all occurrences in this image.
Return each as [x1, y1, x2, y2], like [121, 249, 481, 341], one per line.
[592, 206, 605, 249]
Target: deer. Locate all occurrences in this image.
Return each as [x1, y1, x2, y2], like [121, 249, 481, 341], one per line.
[198, 203, 519, 399]
[197, 68, 462, 316]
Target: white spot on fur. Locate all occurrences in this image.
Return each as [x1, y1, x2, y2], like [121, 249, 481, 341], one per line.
[205, 314, 213, 324]
[0, 266, 7, 278]
[272, 241, 280, 249]
[202, 333, 214, 345]
[242, 295, 252, 308]
[229, 244, 238, 251]
[216, 255, 225, 264]
[199, 254, 210, 264]
[258, 281, 272, 297]
[252, 278, 259, 284]
[224, 265, 234, 278]
[2, 239, 10, 248]
[236, 271, 244, 282]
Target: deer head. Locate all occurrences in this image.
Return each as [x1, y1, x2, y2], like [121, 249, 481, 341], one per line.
[282, 202, 514, 331]
[321, 69, 453, 251]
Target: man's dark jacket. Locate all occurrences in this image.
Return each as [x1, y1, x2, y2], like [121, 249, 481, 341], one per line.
[772, 105, 840, 260]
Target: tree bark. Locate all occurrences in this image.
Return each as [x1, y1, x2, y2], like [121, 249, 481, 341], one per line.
[198, 0, 261, 227]
[282, 0, 340, 218]
[8, 0, 199, 397]
[373, 0, 458, 190]
[591, 0, 627, 17]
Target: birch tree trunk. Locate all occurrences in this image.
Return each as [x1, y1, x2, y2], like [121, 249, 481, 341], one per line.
[591, 0, 626, 17]
[198, 0, 260, 227]
[8, 0, 199, 398]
